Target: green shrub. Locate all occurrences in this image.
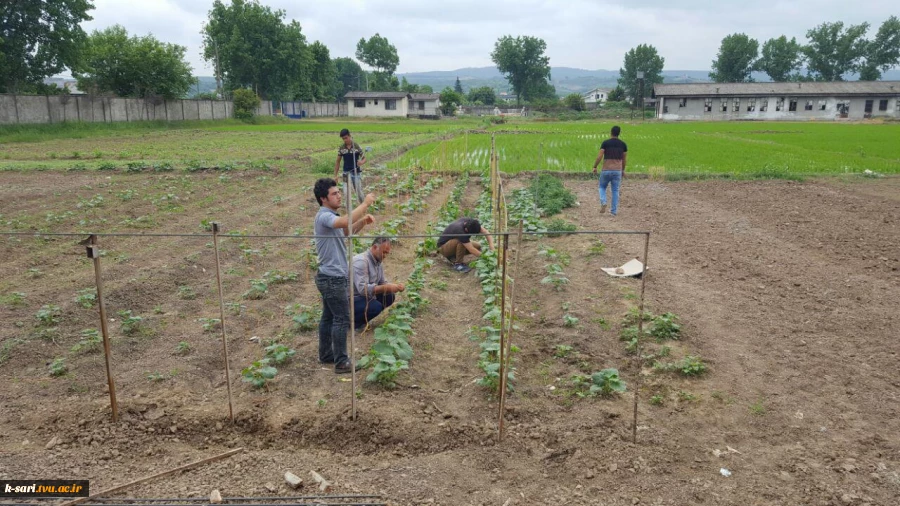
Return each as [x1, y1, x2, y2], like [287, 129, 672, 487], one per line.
[528, 174, 576, 216]
[233, 89, 261, 121]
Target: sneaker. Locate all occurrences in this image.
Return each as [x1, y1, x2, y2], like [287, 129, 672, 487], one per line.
[600, 203, 607, 214]
[334, 360, 357, 374]
[453, 263, 472, 273]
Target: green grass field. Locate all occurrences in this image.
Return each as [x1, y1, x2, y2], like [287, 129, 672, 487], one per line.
[1, 118, 898, 177]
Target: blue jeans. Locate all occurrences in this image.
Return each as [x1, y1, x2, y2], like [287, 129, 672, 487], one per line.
[353, 293, 395, 329]
[315, 273, 350, 364]
[344, 171, 365, 204]
[598, 171, 622, 215]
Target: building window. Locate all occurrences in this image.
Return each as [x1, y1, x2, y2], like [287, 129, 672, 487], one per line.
[720, 99, 728, 112]
[819, 100, 827, 111]
[747, 99, 756, 112]
[760, 99, 768, 112]
[838, 101, 850, 116]
[385, 99, 397, 110]
[789, 99, 798, 112]
[663, 105, 669, 113]
[354, 99, 365, 108]
[418, 101, 425, 110]
[679, 98, 687, 108]
[704, 98, 712, 112]
[864, 100, 873, 113]
[732, 99, 740, 112]
[776, 98, 784, 111]
[805, 100, 813, 111]
[896, 99, 900, 112]
[879, 99, 888, 111]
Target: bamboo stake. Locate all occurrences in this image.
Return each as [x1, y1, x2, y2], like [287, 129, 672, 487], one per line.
[211, 223, 235, 423]
[498, 221, 523, 441]
[632, 232, 651, 444]
[86, 236, 118, 423]
[59, 448, 244, 506]
[496, 233, 509, 440]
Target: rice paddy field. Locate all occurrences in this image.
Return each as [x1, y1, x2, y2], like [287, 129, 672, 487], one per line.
[389, 120, 900, 177]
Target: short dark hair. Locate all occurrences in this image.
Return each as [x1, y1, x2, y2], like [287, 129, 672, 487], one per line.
[464, 218, 481, 234]
[611, 125, 621, 137]
[372, 236, 392, 247]
[314, 178, 337, 206]
[339, 128, 350, 137]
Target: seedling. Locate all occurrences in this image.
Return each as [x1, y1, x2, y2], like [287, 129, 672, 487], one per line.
[117, 310, 144, 335]
[35, 304, 61, 326]
[587, 240, 606, 256]
[174, 341, 192, 355]
[75, 288, 97, 308]
[226, 302, 246, 316]
[146, 371, 168, 382]
[750, 399, 766, 416]
[264, 270, 298, 285]
[678, 391, 697, 402]
[285, 304, 320, 332]
[49, 358, 68, 377]
[590, 368, 627, 397]
[71, 329, 101, 353]
[264, 344, 296, 365]
[241, 359, 277, 389]
[553, 344, 574, 358]
[649, 312, 681, 341]
[26, 268, 43, 278]
[242, 278, 268, 300]
[563, 314, 579, 327]
[176, 285, 197, 300]
[2, 292, 26, 307]
[650, 394, 665, 406]
[198, 318, 221, 333]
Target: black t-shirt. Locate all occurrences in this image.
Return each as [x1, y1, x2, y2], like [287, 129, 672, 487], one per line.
[338, 141, 363, 173]
[437, 218, 473, 247]
[600, 138, 627, 171]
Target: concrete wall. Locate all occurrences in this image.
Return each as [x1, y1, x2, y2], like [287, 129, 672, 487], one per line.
[0, 94, 271, 124]
[277, 101, 347, 118]
[659, 95, 900, 121]
[348, 97, 408, 117]
[408, 100, 440, 116]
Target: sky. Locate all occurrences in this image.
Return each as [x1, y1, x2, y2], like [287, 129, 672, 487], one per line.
[83, 0, 897, 75]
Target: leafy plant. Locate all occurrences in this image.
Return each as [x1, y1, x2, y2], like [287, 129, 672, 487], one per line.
[242, 278, 268, 300]
[563, 314, 579, 327]
[587, 240, 606, 256]
[174, 341, 192, 355]
[225, 302, 246, 316]
[264, 344, 296, 365]
[147, 371, 168, 382]
[264, 270, 298, 285]
[650, 394, 665, 406]
[540, 263, 569, 291]
[75, 288, 97, 308]
[49, 357, 68, 377]
[589, 368, 627, 396]
[2, 292, 26, 307]
[178, 285, 197, 300]
[198, 317, 221, 333]
[35, 304, 61, 326]
[117, 310, 144, 335]
[71, 329, 101, 353]
[241, 358, 277, 389]
[528, 173, 576, 216]
[553, 344, 574, 358]
[654, 355, 708, 376]
[285, 304, 320, 332]
[649, 312, 681, 341]
[546, 218, 577, 237]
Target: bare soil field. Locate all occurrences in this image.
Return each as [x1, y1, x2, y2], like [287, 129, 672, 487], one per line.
[1, 172, 898, 506]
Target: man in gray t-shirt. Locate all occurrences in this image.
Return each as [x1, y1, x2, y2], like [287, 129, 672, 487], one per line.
[312, 177, 375, 374]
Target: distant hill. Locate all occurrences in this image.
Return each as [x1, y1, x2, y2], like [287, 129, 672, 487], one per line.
[396, 66, 900, 97]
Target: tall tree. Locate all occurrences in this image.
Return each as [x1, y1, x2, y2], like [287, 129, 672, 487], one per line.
[454, 76, 463, 94]
[333, 57, 364, 95]
[490, 35, 551, 106]
[859, 16, 900, 80]
[617, 44, 664, 106]
[803, 21, 869, 81]
[400, 77, 420, 93]
[467, 86, 496, 105]
[75, 25, 195, 99]
[0, 0, 94, 93]
[710, 33, 759, 83]
[607, 86, 626, 102]
[439, 86, 463, 115]
[355, 33, 399, 91]
[308, 41, 336, 101]
[202, 0, 311, 100]
[757, 36, 804, 82]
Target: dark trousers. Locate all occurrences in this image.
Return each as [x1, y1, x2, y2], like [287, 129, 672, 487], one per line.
[315, 273, 349, 364]
[353, 293, 395, 329]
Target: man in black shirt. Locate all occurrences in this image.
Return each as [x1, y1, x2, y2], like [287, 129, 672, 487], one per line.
[591, 125, 627, 216]
[334, 128, 367, 204]
[437, 217, 495, 272]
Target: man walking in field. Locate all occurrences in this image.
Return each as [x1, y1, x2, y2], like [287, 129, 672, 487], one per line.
[352, 237, 405, 329]
[313, 177, 376, 373]
[592, 125, 627, 216]
[334, 128, 367, 204]
[437, 217, 495, 273]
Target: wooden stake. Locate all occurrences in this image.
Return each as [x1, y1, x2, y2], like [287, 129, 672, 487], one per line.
[498, 221, 523, 441]
[86, 236, 118, 423]
[59, 448, 244, 506]
[496, 233, 509, 440]
[211, 223, 235, 422]
[345, 176, 358, 421]
[632, 232, 651, 444]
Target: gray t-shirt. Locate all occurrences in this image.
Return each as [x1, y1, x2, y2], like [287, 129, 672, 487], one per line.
[314, 207, 347, 277]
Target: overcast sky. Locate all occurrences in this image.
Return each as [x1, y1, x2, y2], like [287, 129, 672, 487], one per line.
[84, 0, 896, 75]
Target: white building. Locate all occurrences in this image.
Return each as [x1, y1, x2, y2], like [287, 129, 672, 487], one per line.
[654, 81, 900, 121]
[344, 91, 441, 118]
[583, 87, 610, 104]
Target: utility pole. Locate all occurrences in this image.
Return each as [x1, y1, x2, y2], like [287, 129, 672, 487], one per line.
[636, 71, 645, 122]
[214, 39, 223, 98]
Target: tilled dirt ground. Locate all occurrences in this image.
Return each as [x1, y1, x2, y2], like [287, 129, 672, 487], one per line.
[1, 173, 899, 506]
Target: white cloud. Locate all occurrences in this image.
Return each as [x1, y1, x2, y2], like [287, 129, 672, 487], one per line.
[82, 0, 898, 74]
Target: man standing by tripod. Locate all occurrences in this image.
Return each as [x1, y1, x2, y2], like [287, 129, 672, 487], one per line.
[335, 128, 367, 204]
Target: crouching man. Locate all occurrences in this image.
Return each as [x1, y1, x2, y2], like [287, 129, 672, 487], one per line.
[437, 217, 494, 273]
[353, 236, 405, 329]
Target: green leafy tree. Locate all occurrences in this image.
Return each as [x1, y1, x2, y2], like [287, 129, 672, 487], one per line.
[232, 88, 260, 120]
[355, 33, 399, 91]
[76, 25, 195, 99]
[419, 84, 433, 93]
[202, 0, 311, 100]
[710, 33, 759, 83]
[333, 57, 364, 95]
[490, 35, 551, 106]
[400, 76, 419, 93]
[454, 76, 464, 94]
[617, 44, 664, 106]
[803, 21, 870, 81]
[309, 41, 336, 100]
[607, 86, 626, 102]
[0, 0, 94, 93]
[859, 16, 900, 81]
[757, 36, 804, 82]
[563, 93, 585, 111]
[439, 87, 463, 115]
[467, 86, 496, 105]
